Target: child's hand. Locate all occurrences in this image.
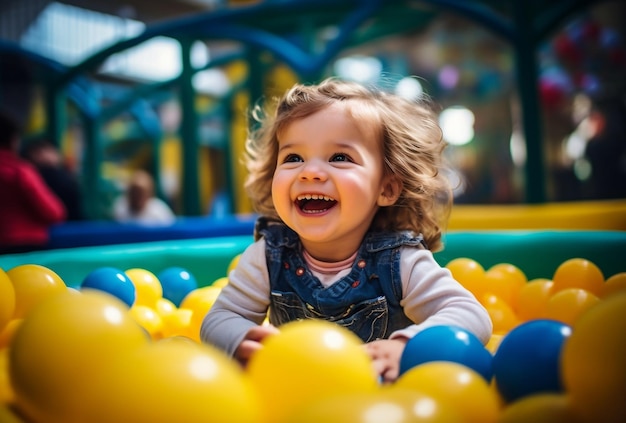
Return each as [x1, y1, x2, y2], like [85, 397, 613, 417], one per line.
[234, 324, 280, 366]
[363, 338, 408, 384]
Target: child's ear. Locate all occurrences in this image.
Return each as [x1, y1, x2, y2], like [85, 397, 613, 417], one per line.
[378, 175, 402, 207]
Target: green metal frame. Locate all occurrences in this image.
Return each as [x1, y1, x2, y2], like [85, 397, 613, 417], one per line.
[2, 0, 604, 217]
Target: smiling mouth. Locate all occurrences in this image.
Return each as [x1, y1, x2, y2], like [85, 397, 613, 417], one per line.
[296, 194, 337, 214]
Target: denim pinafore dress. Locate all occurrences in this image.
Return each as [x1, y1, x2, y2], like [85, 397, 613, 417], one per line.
[257, 219, 425, 342]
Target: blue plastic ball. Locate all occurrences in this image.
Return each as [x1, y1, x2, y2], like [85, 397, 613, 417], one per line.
[81, 267, 136, 307]
[492, 319, 572, 403]
[399, 325, 493, 381]
[158, 267, 198, 307]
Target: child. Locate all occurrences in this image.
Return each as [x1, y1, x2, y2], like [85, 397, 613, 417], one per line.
[201, 78, 492, 382]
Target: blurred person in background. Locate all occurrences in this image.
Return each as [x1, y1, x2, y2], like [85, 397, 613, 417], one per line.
[583, 98, 626, 199]
[0, 66, 66, 253]
[0, 113, 67, 254]
[112, 169, 175, 225]
[22, 139, 85, 221]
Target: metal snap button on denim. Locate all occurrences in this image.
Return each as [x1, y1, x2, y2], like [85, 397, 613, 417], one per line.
[296, 267, 305, 276]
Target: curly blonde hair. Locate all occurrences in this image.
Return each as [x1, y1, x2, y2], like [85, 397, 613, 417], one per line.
[244, 78, 452, 251]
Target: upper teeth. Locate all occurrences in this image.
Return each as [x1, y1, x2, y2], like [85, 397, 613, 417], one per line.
[297, 194, 335, 201]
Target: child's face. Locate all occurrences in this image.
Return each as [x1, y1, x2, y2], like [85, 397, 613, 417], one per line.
[272, 103, 394, 261]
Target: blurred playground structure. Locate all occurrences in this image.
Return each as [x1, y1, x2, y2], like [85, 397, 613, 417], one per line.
[1, 0, 625, 242]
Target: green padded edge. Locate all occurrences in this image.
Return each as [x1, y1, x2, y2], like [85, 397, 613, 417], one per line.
[1, 231, 624, 288]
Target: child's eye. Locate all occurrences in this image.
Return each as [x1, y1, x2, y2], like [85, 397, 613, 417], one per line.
[330, 153, 352, 162]
[282, 153, 303, 163]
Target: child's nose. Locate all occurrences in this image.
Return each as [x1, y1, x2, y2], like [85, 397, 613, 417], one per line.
[298, 161, 327, 181]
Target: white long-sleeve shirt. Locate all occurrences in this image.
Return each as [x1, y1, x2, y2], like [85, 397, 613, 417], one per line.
[201, 238, 493, 356]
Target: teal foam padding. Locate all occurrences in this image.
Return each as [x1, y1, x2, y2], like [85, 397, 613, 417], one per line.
[1, 231, 624, 288]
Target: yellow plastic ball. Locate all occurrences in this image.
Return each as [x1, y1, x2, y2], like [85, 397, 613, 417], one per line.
[484, 263, 527, 309]
[129, 305, 164, 340]
[155, 296, 177, 317]
[153, 297, 186, 338]
[488, 263, 527, 284]
[481, 293, 521, 335]
[227, 254, 241, 275]
[600, 272, 626, 299]
[0, 269, 15, 332]
[125, 268, 163, 308]
[180, 286, 222, 342]
[180, 286, 222, 312]
[161, 308, 194, 339]
[445, 258, 486, 300]
[544, 288, 600, 327]
[287, 387, 462, 423]
[211, 276, 229, 289]
[9, 290, 149, 423]
[561, 292, 626, 423]
[498, 393, 577, 423]
[0, 319, 22, 350]
[83, 340, 262, 423]
[7, 264, 67, 319]
[486, 333, 504, 354]
[246, 319, 378, 423]
[395, 361, 501, 423]
[0, 348, 15, 405]
[551, 258, 604, 297]
[515, 278, 553, 322]
[0, 402, 25, 423]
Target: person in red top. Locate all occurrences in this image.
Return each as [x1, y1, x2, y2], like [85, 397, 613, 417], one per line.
[0, 111, 66, 254]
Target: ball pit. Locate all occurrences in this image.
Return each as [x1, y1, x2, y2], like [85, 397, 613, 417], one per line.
[0, 230, 625, 422]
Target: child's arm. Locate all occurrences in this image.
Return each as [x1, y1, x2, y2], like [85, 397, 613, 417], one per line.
[200, 239, 272, 357]
[394, 247, 493, 343]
